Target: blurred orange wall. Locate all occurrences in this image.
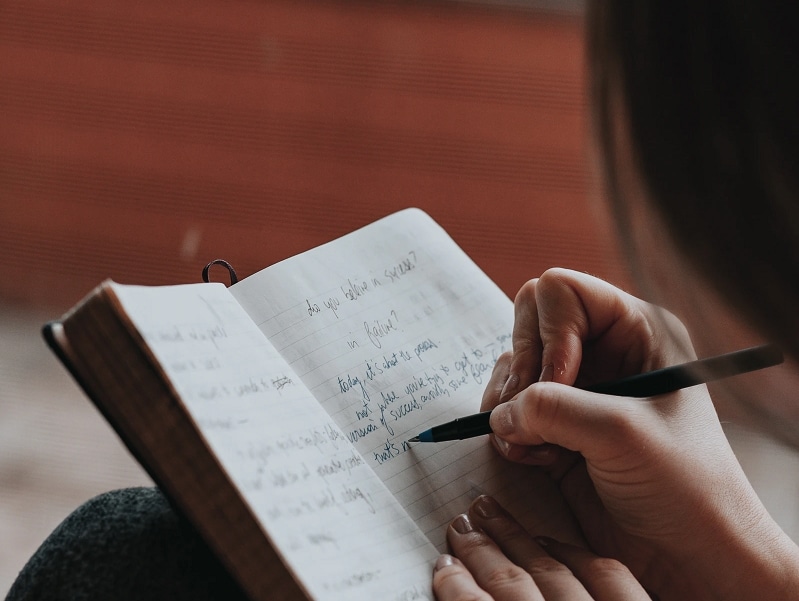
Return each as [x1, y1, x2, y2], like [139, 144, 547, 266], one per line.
[0, 0, 625, 311]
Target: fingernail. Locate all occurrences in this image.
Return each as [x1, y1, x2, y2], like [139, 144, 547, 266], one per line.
[473, 495, 500, 519]
[535, 536, 555, 548]
[493, 435, 511, 455]
[452, 514, 473, 534]
[490, 403, 513, 436]
[435, 554, 455, 572]
[539, 364, 554, 382]
[500, 373, 519, 401]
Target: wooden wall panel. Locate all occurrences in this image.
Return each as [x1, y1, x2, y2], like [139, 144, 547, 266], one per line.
[0, 0, 625, 311]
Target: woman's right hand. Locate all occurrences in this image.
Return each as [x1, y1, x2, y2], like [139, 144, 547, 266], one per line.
[482, 268, 799, 601]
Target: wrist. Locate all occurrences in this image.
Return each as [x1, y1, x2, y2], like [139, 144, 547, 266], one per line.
[669, 494, 799, 601]
[644, 467, 799, 601]
[712, 516, 799, 601]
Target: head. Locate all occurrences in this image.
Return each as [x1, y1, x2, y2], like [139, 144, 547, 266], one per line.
[586, 3, 799, 440]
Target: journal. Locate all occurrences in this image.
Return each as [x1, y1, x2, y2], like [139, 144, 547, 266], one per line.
[44, 209, 575, 601]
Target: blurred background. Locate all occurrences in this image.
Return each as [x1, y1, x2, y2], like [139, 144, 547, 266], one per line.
[2, 0, 798, 595]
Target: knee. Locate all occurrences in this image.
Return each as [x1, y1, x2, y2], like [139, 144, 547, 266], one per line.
[7, 487, 248, 601]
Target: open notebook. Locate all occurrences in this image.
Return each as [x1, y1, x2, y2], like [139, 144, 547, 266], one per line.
[45, 209, 576, 600]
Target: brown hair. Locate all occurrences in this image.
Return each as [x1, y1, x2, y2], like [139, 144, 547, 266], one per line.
[587, 2, 799, 361]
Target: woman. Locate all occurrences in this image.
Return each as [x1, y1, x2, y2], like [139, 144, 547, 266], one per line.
[433, 2, 799, 600]
[9, 3, 799, 601]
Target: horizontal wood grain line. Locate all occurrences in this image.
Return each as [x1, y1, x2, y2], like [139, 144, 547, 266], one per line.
[0, 152, 592, 243]
[0, 151, 576, 213]
[0, 79, 587, 190]
[2, 194, 606, 271]
[261, 41, 584, 110]
[0, 153, 356, 223]
[0, 80, 586, 190]
[2, 225, 194, 283]
[0, 4, 583, 109]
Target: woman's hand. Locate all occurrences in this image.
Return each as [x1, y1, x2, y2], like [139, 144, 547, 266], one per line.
[433, 495, 651, 601]
[478, 268, 799, 601]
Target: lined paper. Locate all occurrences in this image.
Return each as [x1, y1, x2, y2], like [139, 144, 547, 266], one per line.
[112, 282, 437, 601]
[231, 209, 563, 550]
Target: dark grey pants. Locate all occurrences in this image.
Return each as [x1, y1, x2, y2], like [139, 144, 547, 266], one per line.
[6, 487, 250, 601]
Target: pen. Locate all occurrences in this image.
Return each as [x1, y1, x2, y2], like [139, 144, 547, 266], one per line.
[407, 344, 783, 443]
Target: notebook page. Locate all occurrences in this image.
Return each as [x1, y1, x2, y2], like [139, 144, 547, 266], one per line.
[111, 282, 437, 601]
[231, 209, 566, 550]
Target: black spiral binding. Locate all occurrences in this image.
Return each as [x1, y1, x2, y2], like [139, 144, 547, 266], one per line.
[201, 259, 238, 286]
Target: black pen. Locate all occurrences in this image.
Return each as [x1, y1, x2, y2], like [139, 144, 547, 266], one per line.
[407, 344, 783, 443]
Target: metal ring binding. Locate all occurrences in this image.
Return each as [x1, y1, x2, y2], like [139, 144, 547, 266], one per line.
[201, 259, 239, 286]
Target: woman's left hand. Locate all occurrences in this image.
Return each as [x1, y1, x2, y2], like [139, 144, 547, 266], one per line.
[433, 495, 651, 601]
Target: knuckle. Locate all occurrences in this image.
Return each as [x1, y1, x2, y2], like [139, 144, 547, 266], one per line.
[658, 309, 693, 351]
[513, 278, 538, 305]
[522, 383, 564, 434]
[535, 268, 564, 291]
[494, 351, 513, 368]
[432, 570, 490, 601]
[602, 404, 641, 436]
[587, 556, 633, 577]
[456, 532, 496, 556]
[492, 522, 531, 546]
[599, 404, 653, 447]
[509, 390, 541, 440]
[525, 555, 574, 578]
[580, 556, 639, 589]
[535, 268, 577, 303]
[495, 351, 513, 369]
[512, 337, 536, 357]
[523, 383, 645, 445]
[638, 301, 694, 360]
[483, 564, 534, 591]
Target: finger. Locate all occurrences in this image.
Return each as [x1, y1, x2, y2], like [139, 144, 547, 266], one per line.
[490, 382, 652, 459]
[533, 268, 648, 385]
[538, 269, 699, 386]
[490, 438, 564, 466]
[447, 513, 544, 601]
[432, 554, 493, 601]
[536, 538, 652, 601]
[481, 352, 512, 412]
[468, 496, 593, 601]
[556, 460, 615, 550]
[484, 352, 560, 465]
[501, 269, 653, 404]
[501, 278, 542, 401]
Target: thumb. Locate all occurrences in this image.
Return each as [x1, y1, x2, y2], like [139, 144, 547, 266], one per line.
[490, 382, 652, 461]
[532, 269, 650, 386]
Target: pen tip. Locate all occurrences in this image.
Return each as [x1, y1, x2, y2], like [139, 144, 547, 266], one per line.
[407, 436, 420, 443]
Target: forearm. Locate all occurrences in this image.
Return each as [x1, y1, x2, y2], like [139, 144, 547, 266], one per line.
[708, 513, 799, 601]
[652, 484, 799, 601]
